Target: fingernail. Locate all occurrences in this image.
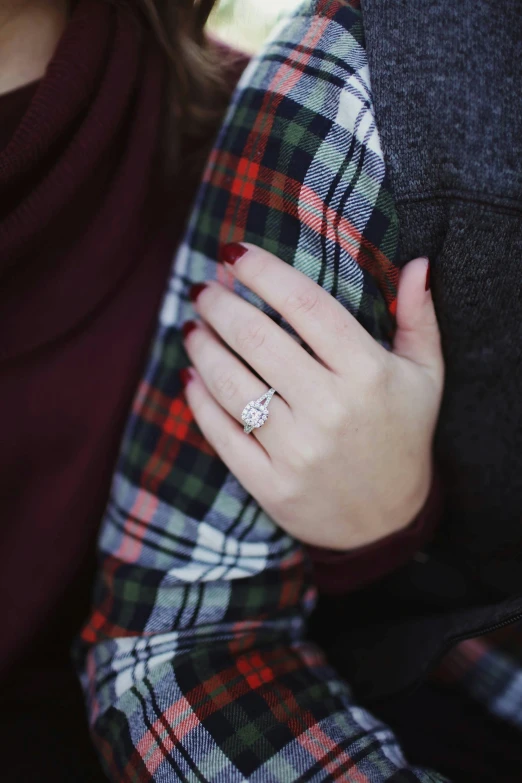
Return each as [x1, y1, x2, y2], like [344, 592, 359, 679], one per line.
[180, 367, 193, 388]
[182, 320, 198, 340]
[189, 283, 208, 303]
[424, 258, 431, 291]
[219, 242, 248, 266]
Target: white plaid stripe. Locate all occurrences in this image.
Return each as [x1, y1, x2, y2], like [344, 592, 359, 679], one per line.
[76, 2, 522, 780]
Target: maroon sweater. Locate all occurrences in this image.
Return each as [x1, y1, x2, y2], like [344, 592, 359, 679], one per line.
[0, 0, 176, 681]
[0, 0, 439, 691]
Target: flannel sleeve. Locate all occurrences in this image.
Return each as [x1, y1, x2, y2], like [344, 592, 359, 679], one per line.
[77, 1, 452, 779]
[77, 484, 448, 782]
[433, 621, 522, 732]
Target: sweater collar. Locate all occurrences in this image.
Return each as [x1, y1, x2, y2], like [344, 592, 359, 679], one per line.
[0, 0, 165, 360]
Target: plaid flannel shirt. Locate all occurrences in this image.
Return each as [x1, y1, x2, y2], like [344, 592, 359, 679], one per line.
[78, 0, 522, 779]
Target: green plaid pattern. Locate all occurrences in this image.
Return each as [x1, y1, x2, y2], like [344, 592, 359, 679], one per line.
[76, 0, 522, 779]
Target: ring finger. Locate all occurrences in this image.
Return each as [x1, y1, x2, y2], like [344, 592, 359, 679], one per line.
[183, 321, 293, 449]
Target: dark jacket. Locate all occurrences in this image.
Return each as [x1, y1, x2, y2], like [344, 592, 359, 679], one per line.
[315, 0, 522, 704]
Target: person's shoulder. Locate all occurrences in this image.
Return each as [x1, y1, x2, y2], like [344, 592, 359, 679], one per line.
[208, 38, 251, 94]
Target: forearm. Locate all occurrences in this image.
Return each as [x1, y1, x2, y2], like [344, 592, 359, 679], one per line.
[75, 0, 450, 776]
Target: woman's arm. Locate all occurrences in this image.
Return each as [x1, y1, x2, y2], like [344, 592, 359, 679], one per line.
[77, 251, 443, 779]
[77, 1, 448, 777]
[182, 244, 442, 553]
[77, 478, 447, 782]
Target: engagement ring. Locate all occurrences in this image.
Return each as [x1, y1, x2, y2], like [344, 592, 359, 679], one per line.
[241, 388, 276, 434]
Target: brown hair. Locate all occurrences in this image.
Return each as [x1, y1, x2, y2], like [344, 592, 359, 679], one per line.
[127, 0, 233, 174]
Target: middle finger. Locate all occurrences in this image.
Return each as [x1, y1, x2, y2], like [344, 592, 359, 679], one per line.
[183, 321, 293, 447]
[190, 282, 326, 404]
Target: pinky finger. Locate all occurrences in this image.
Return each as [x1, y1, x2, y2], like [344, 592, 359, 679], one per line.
[183, 368, 272, 493]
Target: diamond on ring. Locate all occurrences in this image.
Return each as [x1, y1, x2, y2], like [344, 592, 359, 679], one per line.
[241, 388, 276, 434]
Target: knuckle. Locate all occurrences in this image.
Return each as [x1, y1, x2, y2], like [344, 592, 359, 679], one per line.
[212, 369, 239, 401]
[422, 306, 440, 332]
[320, 400, 348, 430]
[315, 383, 348, 429]
[288, 439, 320, 471]
[274, 474, 303, 507]
[363, 356, 392, 391]
[284, 285, 321, 317]
[235, 318, 267, 352]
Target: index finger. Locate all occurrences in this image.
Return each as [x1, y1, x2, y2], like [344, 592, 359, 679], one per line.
[220, 243, 381, 372]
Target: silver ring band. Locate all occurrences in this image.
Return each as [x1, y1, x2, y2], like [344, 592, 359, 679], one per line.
[241, 388, 276, 434]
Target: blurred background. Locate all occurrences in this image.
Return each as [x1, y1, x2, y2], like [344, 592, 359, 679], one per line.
[209, 0, 302, 53]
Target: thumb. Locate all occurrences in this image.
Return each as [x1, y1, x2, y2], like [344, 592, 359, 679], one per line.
[392, 257, 443, 373]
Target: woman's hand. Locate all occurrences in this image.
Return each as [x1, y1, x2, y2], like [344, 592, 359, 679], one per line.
[181, 243, 444, 550]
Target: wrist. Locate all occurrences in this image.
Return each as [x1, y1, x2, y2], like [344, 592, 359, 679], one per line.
[388, 458, 434, 537]
[309, 468, 443, 594]
[336, 458, 434, 551]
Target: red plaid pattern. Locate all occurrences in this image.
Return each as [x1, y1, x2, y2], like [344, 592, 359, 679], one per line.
[76, 1, 522, 780]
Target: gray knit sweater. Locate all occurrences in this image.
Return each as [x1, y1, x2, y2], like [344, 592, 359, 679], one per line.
[320, 0, 522, 702]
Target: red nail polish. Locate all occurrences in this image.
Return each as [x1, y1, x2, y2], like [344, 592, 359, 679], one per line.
[182, 320, 198, 340]
[219, 242, 248, 265]
[180, 367, 193, 388]
[189, 283, 208, 303]
[424, 259, 431, 291]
